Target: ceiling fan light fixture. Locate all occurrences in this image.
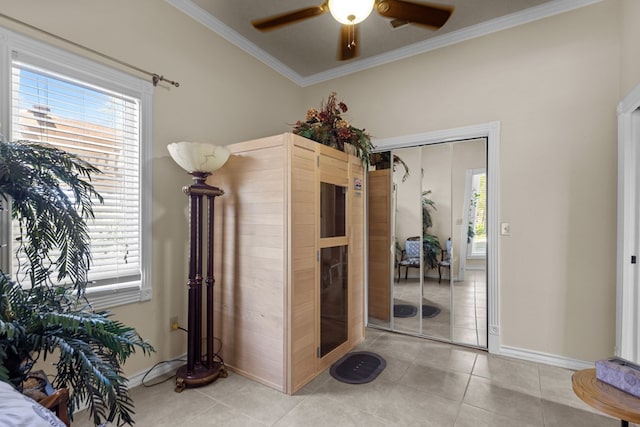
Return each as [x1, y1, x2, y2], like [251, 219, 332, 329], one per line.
[328, 0, 375, 25]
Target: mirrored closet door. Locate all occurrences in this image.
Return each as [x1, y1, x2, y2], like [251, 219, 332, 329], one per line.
[367, 138, 488, 348]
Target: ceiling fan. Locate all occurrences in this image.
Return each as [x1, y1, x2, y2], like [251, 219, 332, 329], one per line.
[251, 0, 454, 61]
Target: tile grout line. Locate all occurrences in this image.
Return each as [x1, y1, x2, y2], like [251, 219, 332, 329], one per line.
[536, 365, 547, 427]
[452, 352, 479, 425]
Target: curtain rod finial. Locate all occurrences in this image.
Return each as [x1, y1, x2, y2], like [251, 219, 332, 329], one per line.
[152, 74, 179, 88]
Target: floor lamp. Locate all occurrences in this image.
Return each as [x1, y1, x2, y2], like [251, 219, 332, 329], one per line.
[167, 141, 230, 392]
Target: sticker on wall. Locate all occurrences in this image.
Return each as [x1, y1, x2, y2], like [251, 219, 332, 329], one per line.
[354, 178, 362, 191]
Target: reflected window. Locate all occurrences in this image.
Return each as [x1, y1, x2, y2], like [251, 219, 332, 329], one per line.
[467, 171, 486, 258]
[320, 182, 346, 238]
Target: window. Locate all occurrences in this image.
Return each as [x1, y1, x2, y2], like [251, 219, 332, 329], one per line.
[1, 28, 153, 308]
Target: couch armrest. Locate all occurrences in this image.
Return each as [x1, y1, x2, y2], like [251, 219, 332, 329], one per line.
[39, 388, 70, 427]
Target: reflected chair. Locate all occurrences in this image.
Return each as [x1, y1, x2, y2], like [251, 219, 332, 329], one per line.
[438, 238, 452, 283]
[397, 237, 421, 281]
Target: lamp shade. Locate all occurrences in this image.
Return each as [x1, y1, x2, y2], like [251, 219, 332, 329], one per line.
[328, 0, 375, 25]
[167, 141, 230, 173]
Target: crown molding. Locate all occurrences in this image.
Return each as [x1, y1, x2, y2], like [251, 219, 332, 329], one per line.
[167, 0, 603, 87]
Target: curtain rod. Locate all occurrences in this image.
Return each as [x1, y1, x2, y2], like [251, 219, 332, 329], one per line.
[0, 13, 180, 88]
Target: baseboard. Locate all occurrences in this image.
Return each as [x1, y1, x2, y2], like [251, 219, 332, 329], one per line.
[127, 354, 187, 388]
[121, 348, 594, 396]
[500, 345, 594, 371]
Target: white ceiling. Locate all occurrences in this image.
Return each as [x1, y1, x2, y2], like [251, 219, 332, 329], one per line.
[166, 0, 601, 86]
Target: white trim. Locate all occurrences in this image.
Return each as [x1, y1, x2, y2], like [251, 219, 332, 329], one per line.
[127, 354, 186, 388]
[372, 122, 501, 150]
[487, 123, 500, 353]
[373, 121, 501, 354]
[166, 0, 602, 87]
[500, 345, 594, 371]
[84, 281, 148, 311]
[616, 83, 640, 362]
[139, 74, 154, 306]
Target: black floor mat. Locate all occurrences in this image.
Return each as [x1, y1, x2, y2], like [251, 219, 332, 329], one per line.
[393, 304, 417, 318]
[330, 351, 386, 384]
[422, 305, 441, 318]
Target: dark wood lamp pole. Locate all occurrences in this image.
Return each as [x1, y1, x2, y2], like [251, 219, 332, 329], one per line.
[175, 171, 226, 392]
[167, 142, 230, 393]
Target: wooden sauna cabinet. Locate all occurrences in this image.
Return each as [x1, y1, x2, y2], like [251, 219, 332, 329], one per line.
[210, 133, 365, 395]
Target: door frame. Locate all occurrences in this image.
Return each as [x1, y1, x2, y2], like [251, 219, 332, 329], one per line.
[616, 84, 640, 362]
[371, 121, 501, 353]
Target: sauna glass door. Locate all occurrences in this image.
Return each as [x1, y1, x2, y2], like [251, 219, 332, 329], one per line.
[319, 182, 348, 357]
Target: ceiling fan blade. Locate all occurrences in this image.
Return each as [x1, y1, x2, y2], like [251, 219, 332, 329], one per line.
[376, 0, 453, 29]
[339, 24, 360, 61]
[252, 4, 327, 31]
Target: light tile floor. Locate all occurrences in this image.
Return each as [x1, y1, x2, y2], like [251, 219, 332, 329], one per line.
[371, 268, 486, 348]
[74, 328, 627, 426]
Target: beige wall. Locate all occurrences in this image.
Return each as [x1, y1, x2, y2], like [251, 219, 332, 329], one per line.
[394, 146, 422, 246]
[304, 0, 622, 361]
[421, 144, 452, 248]
[1, 0, 638, 374]
[620, 0, 640, 95]
[0, 0, 301, 375]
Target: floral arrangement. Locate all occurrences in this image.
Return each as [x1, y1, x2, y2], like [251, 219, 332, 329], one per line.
[292, 92, 374, 164]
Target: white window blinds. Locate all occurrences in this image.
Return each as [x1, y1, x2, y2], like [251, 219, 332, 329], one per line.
[11, 60, 142, 289]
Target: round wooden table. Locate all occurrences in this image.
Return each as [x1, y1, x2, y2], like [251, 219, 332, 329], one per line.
[572, 368, 640, 427]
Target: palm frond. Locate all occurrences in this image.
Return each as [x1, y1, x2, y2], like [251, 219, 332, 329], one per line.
[1, 277, 154, 425]
[0, 141, 154, 425]
[0, 140, 103, 293]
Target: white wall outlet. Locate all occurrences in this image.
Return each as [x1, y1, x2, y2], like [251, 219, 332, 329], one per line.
[501, 222, 511, 236]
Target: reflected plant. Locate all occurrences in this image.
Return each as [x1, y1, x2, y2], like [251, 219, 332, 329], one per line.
[422, 190, 441, 269]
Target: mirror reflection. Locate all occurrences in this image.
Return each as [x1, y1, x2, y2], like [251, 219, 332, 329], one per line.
[392, 146, 424, 336]
[367, 138, 487, 348]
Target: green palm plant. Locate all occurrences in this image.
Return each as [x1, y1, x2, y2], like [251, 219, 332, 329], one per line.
[0, 139, 100, 291]
[0, 139, 154, 425]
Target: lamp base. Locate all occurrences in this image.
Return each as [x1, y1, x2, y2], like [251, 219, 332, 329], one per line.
[174, 362, 227, 393]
